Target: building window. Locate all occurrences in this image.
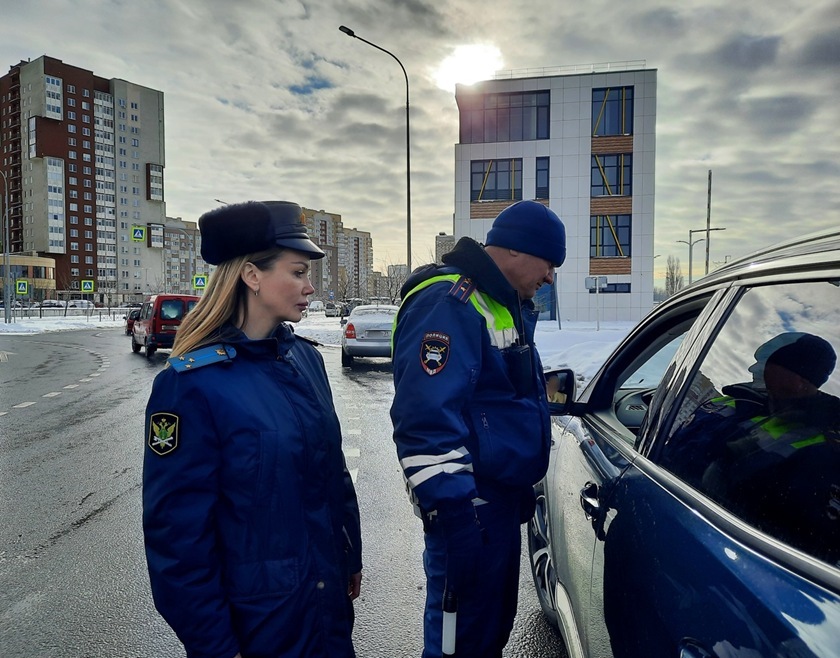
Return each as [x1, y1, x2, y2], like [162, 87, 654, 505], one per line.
[588, 283, 631, 294]
[459, 91, 550, 144]
[591, 154, 632, 196]
[470, 159, 522, 202]
[592, 86, 634, 136]
[591, 214, 632, 257]
[536, 157, 549, 199]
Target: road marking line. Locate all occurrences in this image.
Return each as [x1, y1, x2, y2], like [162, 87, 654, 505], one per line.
[0, 411, 7, 416]
[64, 384, 79, 389]
[344, 447, 361, 457]
[349, 468, 358, 483]
[347, 429, 362, 435]
[89, 373, 101, 377]
[13, 401, 36, 408]
[43, 392, 62, 398]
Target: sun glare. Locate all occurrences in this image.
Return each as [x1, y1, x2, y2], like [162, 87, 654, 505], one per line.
[433, 45, 504, 92]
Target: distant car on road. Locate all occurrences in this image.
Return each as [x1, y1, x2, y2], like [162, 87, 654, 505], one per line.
[308, 300, 324, 312]
[340, 304, 398, 367]
[132, 294, 200, 358]
[38, 300, 66, 308]
[124, 308, 141, 335]
[529, 228, 840, 657]
[324, 302, 340, 317]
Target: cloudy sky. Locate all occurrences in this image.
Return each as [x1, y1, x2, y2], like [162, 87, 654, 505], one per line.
[3, 0, 838, 283]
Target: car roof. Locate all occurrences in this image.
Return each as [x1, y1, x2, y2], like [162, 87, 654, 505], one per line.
[680, 227, 840, 294]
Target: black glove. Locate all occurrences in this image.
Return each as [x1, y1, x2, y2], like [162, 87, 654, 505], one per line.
[519, 487, 537, 524]
[436, 501, 485, 595]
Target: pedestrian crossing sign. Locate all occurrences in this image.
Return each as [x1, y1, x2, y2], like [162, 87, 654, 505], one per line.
[132, 226, 146, 241]
[192, 275, 207, 290]
[81, 280, 95, 292]
[16, 280, 28, 295]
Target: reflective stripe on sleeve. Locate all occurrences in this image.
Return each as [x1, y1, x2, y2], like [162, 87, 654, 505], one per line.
[407, 461, 475, 488]
[400, 446, 470, 469]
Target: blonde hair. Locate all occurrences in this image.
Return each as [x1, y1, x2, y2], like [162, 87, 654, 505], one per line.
[171, 248, 284, 358]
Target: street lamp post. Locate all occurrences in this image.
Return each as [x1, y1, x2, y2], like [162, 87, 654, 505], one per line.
[676, 238, 704, 286]
[1, 168, 11, 324]
[678, 227, 726, 285]
[339, 25, 412, 272]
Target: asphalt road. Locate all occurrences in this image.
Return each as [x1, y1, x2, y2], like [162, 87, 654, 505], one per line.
[0, 328, 566, 657]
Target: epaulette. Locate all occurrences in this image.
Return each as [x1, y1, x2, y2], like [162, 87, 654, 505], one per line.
[168, 344, 237, 372]
[447, 275, 475, 303]
[295, 334, 321, 347]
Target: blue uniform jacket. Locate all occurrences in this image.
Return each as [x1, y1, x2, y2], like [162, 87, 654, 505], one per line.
[390, 237, 552, 515]
[143, 322, 361, 658]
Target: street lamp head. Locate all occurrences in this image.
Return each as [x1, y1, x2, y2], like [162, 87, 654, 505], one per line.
[339, 25, 355, 37]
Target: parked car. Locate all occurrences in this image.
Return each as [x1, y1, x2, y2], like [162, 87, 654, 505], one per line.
[38, 299, 66, 308]
[529, 228, 840, 657]
[308, 300, 324, 312]
[124, 308, 141, 335]
[340, 304, 399, 367]
[67, 299, 94, 309]
[132, 294, 200, 358]
[324, 302, 340, 317]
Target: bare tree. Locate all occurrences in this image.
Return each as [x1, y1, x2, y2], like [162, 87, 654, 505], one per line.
[665, 255, 684, 298]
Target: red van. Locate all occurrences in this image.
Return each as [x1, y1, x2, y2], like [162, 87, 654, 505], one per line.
[131, 294, 200, 358]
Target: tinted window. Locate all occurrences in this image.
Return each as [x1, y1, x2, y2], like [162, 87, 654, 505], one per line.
[659, 280, 840, 564]
[159, 300, 184, 320]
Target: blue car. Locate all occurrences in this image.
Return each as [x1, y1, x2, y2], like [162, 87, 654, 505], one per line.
[531, 228, 840, 657]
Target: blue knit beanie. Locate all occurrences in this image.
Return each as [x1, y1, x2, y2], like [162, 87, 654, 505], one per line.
[485, 200, 566, 267]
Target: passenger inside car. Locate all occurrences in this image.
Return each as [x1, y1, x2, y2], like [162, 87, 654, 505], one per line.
[664, 331, 840, 564]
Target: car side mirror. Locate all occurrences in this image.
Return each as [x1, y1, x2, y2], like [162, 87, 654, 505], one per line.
[340, 318, 347, 326]
[544, 368, 578, 415]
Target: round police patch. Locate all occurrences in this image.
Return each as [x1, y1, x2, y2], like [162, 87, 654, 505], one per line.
[148, 412, 179, 456]
[420, 332, 450, 376]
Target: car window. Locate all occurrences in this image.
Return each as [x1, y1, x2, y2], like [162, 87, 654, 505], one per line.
[159, 300, 184, 320]
[658, 280, 840, 565]
[352, 307, 397, 317]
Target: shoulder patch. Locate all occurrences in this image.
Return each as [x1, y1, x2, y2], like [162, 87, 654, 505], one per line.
[148, 412, 179, 456]
[168, 344, 236, 372]
[420, 332, 450, 376]
[447, 276, 475, 303]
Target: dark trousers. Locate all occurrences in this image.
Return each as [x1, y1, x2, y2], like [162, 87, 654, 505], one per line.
[421, 501, 522, 658]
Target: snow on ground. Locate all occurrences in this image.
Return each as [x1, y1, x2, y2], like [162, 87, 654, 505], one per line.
[0, 311, 633, 383]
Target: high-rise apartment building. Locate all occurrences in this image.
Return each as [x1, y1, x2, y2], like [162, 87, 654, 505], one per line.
[303, 207, 374, 302]
[1, 56, 165, 303]
[454, 64, 657, 322]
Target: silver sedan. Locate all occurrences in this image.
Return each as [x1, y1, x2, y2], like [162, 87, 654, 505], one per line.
[340, 304, 399, 367]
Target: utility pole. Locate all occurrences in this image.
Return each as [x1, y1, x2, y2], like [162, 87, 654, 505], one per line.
[705, 169, 712, 275]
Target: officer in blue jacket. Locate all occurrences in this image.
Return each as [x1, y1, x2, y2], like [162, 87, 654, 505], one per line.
[143, 201, 362, 658]
[390, 200, 566, 657]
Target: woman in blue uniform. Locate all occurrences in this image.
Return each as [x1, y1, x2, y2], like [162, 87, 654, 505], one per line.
[143, 200, 362, 658]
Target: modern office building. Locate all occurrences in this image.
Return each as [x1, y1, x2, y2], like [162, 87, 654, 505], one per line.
[1, 55, 165, 304]
[454, 63, 657, 322]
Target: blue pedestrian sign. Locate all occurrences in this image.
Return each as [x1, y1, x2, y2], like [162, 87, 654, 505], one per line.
[132, 226, 146, 242]
[16, 280, 28, 295]
[81, 280, 95, 293]
[192, 275, 207, 290]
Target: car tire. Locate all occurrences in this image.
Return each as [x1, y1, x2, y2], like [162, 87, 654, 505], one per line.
[131, 336, 141, 353]
[341, 349, 354, 367]
[145, 346, 156, 359]
[528, 490, 561, 631]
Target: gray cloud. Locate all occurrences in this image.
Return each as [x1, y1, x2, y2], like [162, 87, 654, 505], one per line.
[2, 0, 837, 278]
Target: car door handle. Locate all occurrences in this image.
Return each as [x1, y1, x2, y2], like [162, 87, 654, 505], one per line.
[580, 481, 600, 519]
